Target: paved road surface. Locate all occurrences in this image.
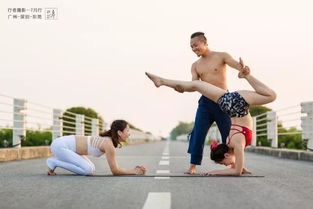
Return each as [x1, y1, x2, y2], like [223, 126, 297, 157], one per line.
[1, 141, 313, 209]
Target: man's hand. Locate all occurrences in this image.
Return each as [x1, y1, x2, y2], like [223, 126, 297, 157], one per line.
[238, 57, 250, 78]
[174, 86, 185, 93]
[238, 66, 250, 78]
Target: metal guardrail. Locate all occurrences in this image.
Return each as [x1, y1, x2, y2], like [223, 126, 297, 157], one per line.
[0, 93, 159, 148]
[177, 102, 313, 151]
[253, 102, 313, 150]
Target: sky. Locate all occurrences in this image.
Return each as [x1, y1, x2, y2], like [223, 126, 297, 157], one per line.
[1, 0, 313, 137]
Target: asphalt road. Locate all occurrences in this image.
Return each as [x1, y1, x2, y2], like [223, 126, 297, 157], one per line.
[1, 140, 313, 209]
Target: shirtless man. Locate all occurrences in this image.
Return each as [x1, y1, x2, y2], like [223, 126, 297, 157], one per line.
[184, 32, 245, 174]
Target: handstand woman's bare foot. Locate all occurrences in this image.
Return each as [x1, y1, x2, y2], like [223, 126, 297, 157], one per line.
[47, 168, 56, 176]
[238, 58, 250, 78]
[239, 66, 250, 78]
[145, 72, 163, 87]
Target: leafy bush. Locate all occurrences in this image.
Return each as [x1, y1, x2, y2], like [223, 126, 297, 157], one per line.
[0, 129, 13, 147]
[0, 129, 52, 148]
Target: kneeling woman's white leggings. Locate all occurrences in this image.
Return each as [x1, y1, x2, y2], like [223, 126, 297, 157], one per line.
[46, 135, 95, 175]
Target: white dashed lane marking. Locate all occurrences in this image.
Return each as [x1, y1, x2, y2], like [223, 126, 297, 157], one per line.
[142, 192, 171, 209]
[159, 160, 170, 165]
[156, 170, 170, 174]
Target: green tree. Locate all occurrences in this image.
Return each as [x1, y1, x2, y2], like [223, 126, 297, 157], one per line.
[0, 129, 52, 147]
[278, 127, 305, 150]
[23, 130, 52, 146]
[170, 121, 194, 140]
[0, 129, 13, 147]
[62, 107, 104, 136]
[249, 105, 272, 117]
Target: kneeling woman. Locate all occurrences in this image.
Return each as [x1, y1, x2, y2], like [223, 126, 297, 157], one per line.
[46, 120, 147, 176]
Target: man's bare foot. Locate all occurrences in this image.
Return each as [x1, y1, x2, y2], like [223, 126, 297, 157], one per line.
[184, 165, 197, 174]
[242, 168, 252, 175]
[145, 72, 163, 87]
[47, 168, 56, 176]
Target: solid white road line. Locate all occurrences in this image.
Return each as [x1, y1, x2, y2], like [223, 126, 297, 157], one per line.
[154, 177, 170, 179]
[142, 192, 171, 209]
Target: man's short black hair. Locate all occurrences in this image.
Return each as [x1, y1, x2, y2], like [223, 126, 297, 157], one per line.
[190, 32, 207, 42]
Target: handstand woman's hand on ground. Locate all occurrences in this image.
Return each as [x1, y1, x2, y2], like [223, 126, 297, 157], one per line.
[200, 171, 215, 176]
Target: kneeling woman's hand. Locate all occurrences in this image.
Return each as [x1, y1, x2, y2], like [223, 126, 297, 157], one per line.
[134, 165, 147, 175]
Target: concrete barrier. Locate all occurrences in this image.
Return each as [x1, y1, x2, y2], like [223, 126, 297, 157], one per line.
[0, 146, 52, 162]
[246, 146, 313, 161]
[0, 140, 155, 162]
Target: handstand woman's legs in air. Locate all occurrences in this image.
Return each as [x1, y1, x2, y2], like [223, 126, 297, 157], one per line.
[145, 72, 226, 103]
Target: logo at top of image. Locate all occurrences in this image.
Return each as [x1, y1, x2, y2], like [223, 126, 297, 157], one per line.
[45, 8, 58, 20]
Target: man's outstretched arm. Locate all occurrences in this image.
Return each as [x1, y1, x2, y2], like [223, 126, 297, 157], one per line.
[222, 52, 244, 71]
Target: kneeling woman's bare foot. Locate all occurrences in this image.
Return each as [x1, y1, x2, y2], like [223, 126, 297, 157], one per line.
[47, 168, 56, 176]
[145, 72, 163, 87]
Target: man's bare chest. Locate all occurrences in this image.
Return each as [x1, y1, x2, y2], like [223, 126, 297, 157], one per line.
[196, 60, 225, 76]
